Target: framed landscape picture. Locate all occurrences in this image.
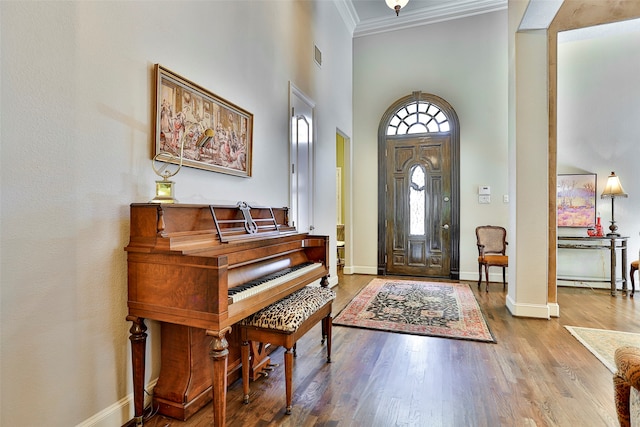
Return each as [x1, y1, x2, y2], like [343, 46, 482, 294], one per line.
[153, 64, 253, 177]
[557, 173, 597, 227]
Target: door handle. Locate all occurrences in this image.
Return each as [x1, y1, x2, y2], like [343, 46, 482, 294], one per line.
[442, 224, 450, 230]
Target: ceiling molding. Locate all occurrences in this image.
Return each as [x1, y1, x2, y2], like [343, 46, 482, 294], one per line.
[352, 0, 507, 38]
[334, 0, 358, 36]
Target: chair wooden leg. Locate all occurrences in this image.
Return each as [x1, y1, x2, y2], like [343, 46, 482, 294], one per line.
[631, 265, 637, 298]
[484, 265, 490, 292]
[478, 263, 483, 289]
[502, 267, 506, 290]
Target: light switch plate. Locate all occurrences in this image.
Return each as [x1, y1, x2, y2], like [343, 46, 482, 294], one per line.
[479, 195, 491, 204]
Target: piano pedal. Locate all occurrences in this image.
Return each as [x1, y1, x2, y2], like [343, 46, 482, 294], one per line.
[258, 371, 269, 378]
[266, 362, 279, 370]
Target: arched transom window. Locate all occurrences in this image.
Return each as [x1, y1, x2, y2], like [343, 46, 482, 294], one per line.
[386, 100, 450, 135]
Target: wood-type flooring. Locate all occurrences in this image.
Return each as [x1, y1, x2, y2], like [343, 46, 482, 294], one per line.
[138, 272, 638, 427]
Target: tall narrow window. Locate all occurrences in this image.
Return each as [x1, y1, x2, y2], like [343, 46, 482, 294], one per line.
[409, 165, 426, 236]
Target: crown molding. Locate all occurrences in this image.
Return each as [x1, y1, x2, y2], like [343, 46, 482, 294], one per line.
[334, 0, 359, 36]
[352, 0, 507, 38]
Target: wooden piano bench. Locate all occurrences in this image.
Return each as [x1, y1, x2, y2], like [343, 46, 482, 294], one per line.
[239, 286, 336, 415]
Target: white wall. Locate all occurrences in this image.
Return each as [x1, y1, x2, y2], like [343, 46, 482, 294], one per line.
[0, 1, 352, 425]
[557, 20, 640, 287]
[352, 11, 509, 279]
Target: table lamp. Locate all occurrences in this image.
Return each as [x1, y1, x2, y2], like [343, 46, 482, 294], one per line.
[600, 171, 627, 236]
[151, 128, 214, 203]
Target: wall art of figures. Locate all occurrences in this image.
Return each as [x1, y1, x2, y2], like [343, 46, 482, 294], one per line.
[154, 64, 253, 177]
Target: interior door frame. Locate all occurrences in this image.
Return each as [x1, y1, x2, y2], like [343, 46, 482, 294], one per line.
[377, 91, 460, 278]
[289, 82, 316, 233]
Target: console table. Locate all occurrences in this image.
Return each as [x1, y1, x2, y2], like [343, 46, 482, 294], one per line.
[557, 236, 628, 296]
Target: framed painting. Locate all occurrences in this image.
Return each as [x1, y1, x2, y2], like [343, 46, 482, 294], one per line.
[153, 64, 253, 177]
[557, 173, 597, 227]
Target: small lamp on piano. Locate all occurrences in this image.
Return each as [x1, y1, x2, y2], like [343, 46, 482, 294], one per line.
[600, 171, 628, 237]
[151, 128, 215, 203]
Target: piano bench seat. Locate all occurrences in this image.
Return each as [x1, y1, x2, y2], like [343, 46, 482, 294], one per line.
[239, 286, 336, 415]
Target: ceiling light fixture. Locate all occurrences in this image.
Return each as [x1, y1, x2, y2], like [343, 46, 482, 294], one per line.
[385, 0, 408, 16]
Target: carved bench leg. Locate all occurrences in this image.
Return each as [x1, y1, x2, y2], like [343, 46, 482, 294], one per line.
[322, 313, 333, 363]
[241, 340, 250, 404]
[284, 347, 294, 415]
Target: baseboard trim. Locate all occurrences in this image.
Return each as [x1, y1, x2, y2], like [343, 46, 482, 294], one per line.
[506, 294, 551, 319]
[346, 266, 378, 275]
[548, 302, 560, 317]
[76, 380, 156, 427]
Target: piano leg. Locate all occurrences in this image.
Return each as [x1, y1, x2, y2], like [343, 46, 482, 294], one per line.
[127, 316, 147, 426]
[207, 327, 232, 427]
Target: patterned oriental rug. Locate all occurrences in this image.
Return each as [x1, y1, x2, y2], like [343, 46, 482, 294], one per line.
[333, 278, 496, 343]
[565, 326, 640, 373]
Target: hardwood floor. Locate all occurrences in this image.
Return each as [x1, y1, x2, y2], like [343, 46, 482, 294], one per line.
[140, 273, 639, 427]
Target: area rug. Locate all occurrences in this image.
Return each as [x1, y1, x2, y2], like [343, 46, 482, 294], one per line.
[333, 278, 496, 343]
[565, 326, 640, 373]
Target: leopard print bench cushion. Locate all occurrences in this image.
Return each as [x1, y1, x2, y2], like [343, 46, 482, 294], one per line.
[240, 286, 336, 333]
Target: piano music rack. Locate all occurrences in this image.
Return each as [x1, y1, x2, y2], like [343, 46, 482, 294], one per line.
[210, 201, 285, 243]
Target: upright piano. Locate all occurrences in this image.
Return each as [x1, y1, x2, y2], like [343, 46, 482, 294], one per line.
[125, 202, 329, 426]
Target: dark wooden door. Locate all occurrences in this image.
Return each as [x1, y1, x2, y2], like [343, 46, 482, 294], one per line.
[385, 135, 452, 277]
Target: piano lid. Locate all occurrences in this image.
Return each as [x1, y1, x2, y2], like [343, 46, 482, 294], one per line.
[127, 202, 299, 253]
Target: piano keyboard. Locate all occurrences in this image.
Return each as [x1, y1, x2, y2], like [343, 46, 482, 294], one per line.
[228, 262, 323, 303]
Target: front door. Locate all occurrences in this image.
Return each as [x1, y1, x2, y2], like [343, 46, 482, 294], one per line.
[385, 135, 451, 276]
[378, 92, 460, 278]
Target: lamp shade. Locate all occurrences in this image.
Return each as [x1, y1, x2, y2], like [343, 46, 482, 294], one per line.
[601, 171, 628, 198]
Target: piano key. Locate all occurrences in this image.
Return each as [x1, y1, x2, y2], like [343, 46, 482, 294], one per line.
[228, 262, 314, 296]
[229, 262, 323, 303]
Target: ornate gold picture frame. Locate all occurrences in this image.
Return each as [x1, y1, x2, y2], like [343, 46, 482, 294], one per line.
[153, 64, 253, 177]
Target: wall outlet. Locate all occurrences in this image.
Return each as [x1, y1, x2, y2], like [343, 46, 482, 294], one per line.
[503, 194, 509, 203]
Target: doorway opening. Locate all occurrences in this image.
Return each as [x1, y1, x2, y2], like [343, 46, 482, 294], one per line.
[289, 83, 315, 233]
[336, 131, 349, 271]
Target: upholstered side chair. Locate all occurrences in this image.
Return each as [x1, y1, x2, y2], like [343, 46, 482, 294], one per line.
[614, 346, 640, 427]
[475, 225, 508, 292]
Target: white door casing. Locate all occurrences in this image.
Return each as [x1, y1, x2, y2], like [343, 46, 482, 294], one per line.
[289, 83, 315, 232]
